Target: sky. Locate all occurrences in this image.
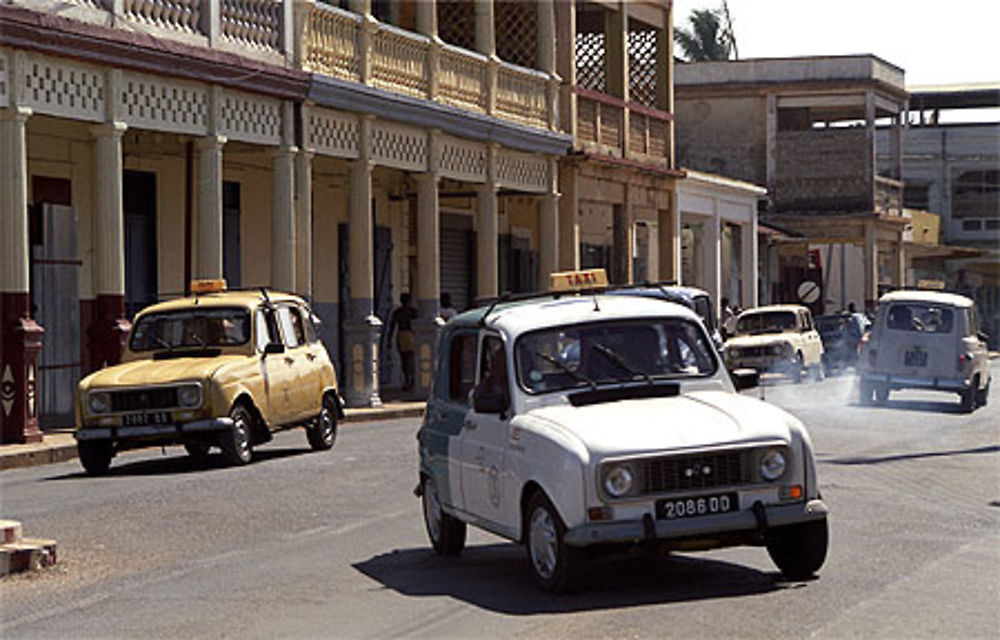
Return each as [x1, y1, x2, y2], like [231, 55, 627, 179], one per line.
[671, 0, 1000, 87]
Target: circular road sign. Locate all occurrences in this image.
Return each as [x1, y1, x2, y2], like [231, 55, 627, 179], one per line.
[797, 280, 821, 304]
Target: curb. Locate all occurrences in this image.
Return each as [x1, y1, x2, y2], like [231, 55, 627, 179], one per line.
[0, 404, 425, 472]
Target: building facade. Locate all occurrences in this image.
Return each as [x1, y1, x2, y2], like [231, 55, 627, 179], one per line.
[675, 55, 910, 315]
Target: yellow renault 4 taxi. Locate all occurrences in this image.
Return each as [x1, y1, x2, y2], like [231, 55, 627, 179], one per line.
[74, 281, 343, 475]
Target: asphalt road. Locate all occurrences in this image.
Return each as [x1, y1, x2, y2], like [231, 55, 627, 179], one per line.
[2, 364, 998, 639]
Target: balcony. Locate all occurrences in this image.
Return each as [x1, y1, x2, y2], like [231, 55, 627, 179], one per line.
[574, 87, 671, 167]
[299, 2, 556, 132]
[8, 0, 292, 63]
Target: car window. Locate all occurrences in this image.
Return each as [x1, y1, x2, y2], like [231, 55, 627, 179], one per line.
[302, 306, 320, 343]
[277, 305, 306, 348]
[476, 335, 509, 401]
[736, 311, 797, 335]
[886, 303, 954, 334]
[515, 318, 716, 394]
[448, 333, 477, 403]
[130, 308, 251, 351]
[255, 309, 279, 352]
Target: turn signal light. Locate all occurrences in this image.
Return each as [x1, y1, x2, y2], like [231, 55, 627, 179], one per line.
[588, 506, 614, 521]
[780, 485, 803, 500]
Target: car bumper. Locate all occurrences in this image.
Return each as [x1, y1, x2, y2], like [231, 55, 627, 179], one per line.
[563, 499, 828, 547]
[860, 373, 968, 392]
[726, 356, 797, 372]
[74, 418, 235, 441]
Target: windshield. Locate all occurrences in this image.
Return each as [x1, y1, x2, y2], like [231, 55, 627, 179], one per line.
[816, 316, 848, 334]
[515, 318, 717, 394]
[692, 296, 714, 331]
[130, 308, 252, 352]
[736, 311, 797, 335]
[885, 303, 954, 334]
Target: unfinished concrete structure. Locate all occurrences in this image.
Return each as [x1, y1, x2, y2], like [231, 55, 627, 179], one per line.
[675, 55, 910, 313]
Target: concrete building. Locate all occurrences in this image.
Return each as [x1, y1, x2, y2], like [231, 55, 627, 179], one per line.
[879, 84, 1000, 343]
[674, 55, 910, 315]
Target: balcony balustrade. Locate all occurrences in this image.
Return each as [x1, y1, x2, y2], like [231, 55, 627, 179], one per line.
[300, 2, 556, 132]
[574, 87, 671, 167]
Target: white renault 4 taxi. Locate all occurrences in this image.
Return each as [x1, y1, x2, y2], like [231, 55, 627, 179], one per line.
[416, 270, 829, 592]
[859, 290, 991, 412]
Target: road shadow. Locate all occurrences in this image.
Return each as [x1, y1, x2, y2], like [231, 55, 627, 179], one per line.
[45, 446, 314, 480]
[849, 398, 966, 414]
[824, 444, 1000, 466]
[354, 543, 792, 614]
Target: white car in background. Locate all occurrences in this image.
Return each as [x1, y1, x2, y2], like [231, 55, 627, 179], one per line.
[723, 305, 825, 383]
[416, 270, 829, 592]
[859, 290, 991, 412]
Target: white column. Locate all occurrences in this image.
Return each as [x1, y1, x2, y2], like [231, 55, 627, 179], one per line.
[474, 0, 495, 56]
[705, 213, 722, 319]
[658, 195, 681, 283]
[0, 108, 31, 296]
[416, 0, 437, 37]
[271, 146, 297, 292]
[196, 135, 225, 280]
[416, 172, 440, 308]
[557, 162, 579, 271]
[92, 122, 127, 298]
[864, 220, 879, 308]
[539, 190, 559, 291]
[740, 219, 759, 307]
[296, 150, 314, 299]
[536, 0, 556, 74]
[477, 184, 499, 299]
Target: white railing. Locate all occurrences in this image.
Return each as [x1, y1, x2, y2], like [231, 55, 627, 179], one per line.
[221, 0, 282, 51]
[302, 4, 361, 82]
[438, 44, 488, 114]
[122, 0, 202, 34]
[495, 64, 548, 128]
[575, 88, 671, 165]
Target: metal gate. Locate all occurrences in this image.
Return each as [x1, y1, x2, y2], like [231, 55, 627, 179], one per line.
[440, 213, 473, 312]
[124, 171, 158, 319]
[30, 204, 80, 428]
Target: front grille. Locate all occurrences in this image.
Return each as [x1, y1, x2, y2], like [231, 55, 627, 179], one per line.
[643, 450, 748, 493]
[110, 387, 179, 412]
[739, 346, 771, 358]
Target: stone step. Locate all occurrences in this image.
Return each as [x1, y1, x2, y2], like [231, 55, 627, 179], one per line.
[0, 519, 23, 545]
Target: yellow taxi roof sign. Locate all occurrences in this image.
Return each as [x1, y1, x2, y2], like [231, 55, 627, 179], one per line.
[917, 279, 945, 290]
[190, 279, 228, 294]
[550, 268, 609, 292]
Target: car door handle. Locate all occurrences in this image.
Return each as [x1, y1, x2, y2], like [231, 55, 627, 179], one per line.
[306, 352, 317, 361]
[284, 356, 294, 365]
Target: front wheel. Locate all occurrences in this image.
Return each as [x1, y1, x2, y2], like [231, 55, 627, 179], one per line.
[874, 385, 890, 404]
[791, 354, 804, 384]
[525, 492, 582, 593]
[306, 394, 338, 451]
[766, 518, 829, 580]
[421, 476, 466, 556]
[78, 440, 113, 476]
[220, 404, 254, 466]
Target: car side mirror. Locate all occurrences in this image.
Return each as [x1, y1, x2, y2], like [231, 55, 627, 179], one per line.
[472, 387, 509, 415]
[263, 342, 285, 356]
[731, 368, 759, 391]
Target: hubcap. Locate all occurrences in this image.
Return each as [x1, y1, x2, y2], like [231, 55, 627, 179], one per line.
[529, 507, 558, 580]
[233, 413, 250, 458]
[319, 407, 334, 442]
[423, 481, 442, 542]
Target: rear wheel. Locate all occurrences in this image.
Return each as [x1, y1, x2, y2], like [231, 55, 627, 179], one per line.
[874, 385, 890, 404]
[78, 440, 113, 476]
[791, 354, 804, 384]
[526, 492, 583, 593]
[220, 403, 254, 465]
[766, 518, 829, 580]
[960, 382, 977, 413]
[811, 363, 825, 382]
[421, 476, 466, 556]
[306, 394, 338, 451]
[975, 379, 990, 407]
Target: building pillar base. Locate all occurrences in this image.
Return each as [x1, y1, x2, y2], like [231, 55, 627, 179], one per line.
[1, 293, 44, 444]
[341, 311, 383, 408]
[413, 299, 445, 400]
[86, 295, 130, 373]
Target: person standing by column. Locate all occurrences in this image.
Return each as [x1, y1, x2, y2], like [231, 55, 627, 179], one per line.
[439, 292, 457, 322]
[386, 293, 417, 391]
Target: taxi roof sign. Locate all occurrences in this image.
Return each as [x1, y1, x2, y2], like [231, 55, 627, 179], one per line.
[550, 268, 609, 292]
[917, 279, 945, 290]
[190, 279, 228, 294]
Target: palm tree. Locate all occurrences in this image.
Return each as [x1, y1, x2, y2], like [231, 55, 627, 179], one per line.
[674, 8, 734, 62]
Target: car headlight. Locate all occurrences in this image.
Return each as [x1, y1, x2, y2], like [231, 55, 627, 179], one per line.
[770, 345, 783, 356]
[729, 348, 741, 358]
[177, 384, 201, 408]
[88, 391, 111, 414]
[759, 449, 787, 481]
[603, 464, 635, 498]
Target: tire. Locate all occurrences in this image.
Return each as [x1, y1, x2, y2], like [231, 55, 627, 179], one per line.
[220, 403, 254, 466]
[766, 518, 829, 580]
[976, 379, 990, 407]
[421, 476, 466, 556]
[791, 354, 804, 384]
[525, 492, 582, 593]
[859, 381, 873, 406]
[78, 440, 113, 476]
[184, 442, 211, 459]
[811, 363, 825, 382]
[306, 394, 338, 451]
[874, 385, 890, 405]
[960, 388, 976, 413]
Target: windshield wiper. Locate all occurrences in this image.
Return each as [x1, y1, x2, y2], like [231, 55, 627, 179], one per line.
[152, 336, 174, 353]
[533, 351, 597, 391]
[592, 343, 654, 385]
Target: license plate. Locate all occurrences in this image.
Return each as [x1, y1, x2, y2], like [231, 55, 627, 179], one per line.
[904, 349, 927, 367]
[122, 412, 172, 427]
[656, 492, 738, 520]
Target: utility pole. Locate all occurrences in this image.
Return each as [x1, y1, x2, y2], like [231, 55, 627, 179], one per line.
[721, 0, 739, 60]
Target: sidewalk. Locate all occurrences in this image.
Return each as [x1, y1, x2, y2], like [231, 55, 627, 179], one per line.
[0, 401, 425, 472]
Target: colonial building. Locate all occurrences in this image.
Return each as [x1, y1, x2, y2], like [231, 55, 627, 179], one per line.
[675, 55, 910, 315]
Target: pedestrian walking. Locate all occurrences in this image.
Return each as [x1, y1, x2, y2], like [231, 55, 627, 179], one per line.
[386, 293, 417, 390]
